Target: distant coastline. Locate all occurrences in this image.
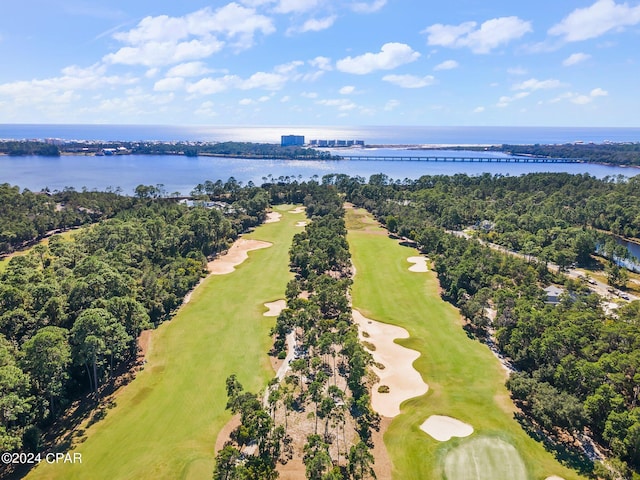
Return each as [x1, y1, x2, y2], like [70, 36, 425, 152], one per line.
[1, 124, 640, 146]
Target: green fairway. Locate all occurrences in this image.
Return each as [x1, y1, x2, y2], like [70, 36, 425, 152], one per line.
[345, 206, 586, 480]
[28, 205, 299, 480]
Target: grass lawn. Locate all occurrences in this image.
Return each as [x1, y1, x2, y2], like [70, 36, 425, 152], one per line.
[345, 206, 588, 480]
[27, 205, 300, 480]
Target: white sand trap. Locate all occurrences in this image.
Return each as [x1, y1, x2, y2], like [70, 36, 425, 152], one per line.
[545, 477, 565, 480]
[290, 206, 305, 214]
[420, 415, 473, 441]
[353, 310, 428, 417]
[295, 221, 308, 227]
[264, 299, 286, 317]
[209, 239, 272, 275]
[407, 256, 428, 272]
[265, 212, 282, 223]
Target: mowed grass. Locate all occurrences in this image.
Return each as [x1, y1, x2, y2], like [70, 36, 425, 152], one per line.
[28, 205, 300, 480]
[444, 436, 527, 480]
[346, 206, 586, 480]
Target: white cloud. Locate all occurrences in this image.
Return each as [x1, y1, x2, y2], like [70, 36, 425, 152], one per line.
[316, 98, 357, 111]
[507, 66, 528, 76]
[301, 91, 318, 98]
[309, 56, 333, 71]
[496, 91, 530, 107]
[105, 39, 225, 67]
[274, 0, 320, 14]
[549, 0, 640, 42]
[241, 71, 287, 90]
[384, 99, 399, 111]
[187, 75, 241, 95]
[351, 0, 387, 13]
[336, 42, 420, 74]
[434, 60, 459, 71]
[292, 16, 337, 34]
[145, 68, 160, 78]
[166, 61, 212, 77]
[513, 78, 565, 91]
[473, 106, 485, 113]
[195, 100, 218, 117]
[0, 64, 137, 103]
[339, 85, 356, 94]
[549, 87, 608, 104]
[274, 61, 304, 75]
[107, 4, 275, 67]
[154, 77, 185, 91]
[382, 74, 435, 88]
[562, 52, 591, 66]
[424, 16, 532, 54]
[571, 94, 593, 105]
[239, 98, 254, 105]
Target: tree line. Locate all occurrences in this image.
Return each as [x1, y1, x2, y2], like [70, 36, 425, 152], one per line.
[439, 142, 640, 166]
[0, 181, 268, 456]
[1, 140, 337, 160]
[215, 185, 376, 479]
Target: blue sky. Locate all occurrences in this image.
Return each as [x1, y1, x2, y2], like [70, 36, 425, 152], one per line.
[1, 0, 639, 126]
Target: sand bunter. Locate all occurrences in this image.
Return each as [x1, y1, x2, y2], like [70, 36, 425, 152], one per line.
[353, 309, 428, 418]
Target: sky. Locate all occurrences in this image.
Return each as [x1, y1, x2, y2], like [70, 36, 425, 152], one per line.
[1, 0, 639, 127]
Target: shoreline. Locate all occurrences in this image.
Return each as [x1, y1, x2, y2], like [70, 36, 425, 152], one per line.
[2, 149, 638, 169]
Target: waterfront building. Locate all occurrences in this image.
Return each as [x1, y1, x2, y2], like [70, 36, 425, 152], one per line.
[281, 135, 305, 146]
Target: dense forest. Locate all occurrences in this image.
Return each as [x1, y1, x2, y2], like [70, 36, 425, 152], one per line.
[0, 184, 139, 255]
[0, 181, 268, 456]
[215, 185, 377, 479]
[335, 172, 640, 479]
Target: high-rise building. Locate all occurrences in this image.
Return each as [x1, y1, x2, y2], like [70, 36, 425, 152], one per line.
[281, 135, 305, 146]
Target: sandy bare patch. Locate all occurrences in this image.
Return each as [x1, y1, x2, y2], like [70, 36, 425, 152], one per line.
[215, 414, 241, 452]
[353, 310, 428, 417]
[265, 212, 282, 223]
[209, 239, 272, 275]
[545, 477, 566, 480]
[420, 415, 473, 441]
[264, 299, 286, 317]
[295, 221, 308, 227]
[407, 256, 428, 272]
[137, 329, 152, 362]
[290, 206, 305, 214]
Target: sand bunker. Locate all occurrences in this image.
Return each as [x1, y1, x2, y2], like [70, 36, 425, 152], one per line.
[263, 300, 286, 317]
[420, 415, 474, 441]
[209, 239, 272, 275]
[290, 206, 305, 214]
[295, 221, 308, 227]
[353, 310, 428, 417]
[545, 477, 566, 480]
[407, 256, 428, 272]
[265, 212, 282, 223]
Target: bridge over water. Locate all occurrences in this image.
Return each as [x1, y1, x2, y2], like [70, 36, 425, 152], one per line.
[335, 155, 583, 163]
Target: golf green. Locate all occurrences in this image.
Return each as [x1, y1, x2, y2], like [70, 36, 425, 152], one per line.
[27, 205, 300, 480]
[346, 205, 585, 480]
